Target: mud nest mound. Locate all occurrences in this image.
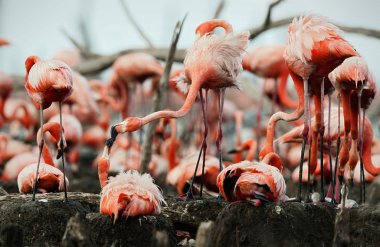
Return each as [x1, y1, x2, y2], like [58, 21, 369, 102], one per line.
[0, 192, 175, 247]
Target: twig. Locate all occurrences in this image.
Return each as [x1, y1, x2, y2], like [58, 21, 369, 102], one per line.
[140, 14, 187, 173]
[263, 0, 283, 28]
[213, 0, 226, 19]
[119, 0, 155, 48]
[249, 16, 380, 40]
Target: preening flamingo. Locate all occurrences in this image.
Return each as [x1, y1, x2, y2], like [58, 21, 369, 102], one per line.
[217, 153, 286, 206]
[17, 122, 69, 194]
[329, 56, 376, 202]
[24, 56, 73, 201]
[260, 14, 358, 201]
[97, 148, 165, 222]
[104, 19, 249, 199]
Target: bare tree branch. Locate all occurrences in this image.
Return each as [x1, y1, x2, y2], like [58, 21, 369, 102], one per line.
[119, 0, 155, 48]
[61, 29, 98, 59]
[74, 48, 186, 75]
[140, 14, 187, 173]
[213, 0, 225, 19]
[263, 0, 283, 28]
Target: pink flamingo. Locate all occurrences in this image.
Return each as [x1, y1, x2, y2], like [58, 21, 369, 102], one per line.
[104, 19, 249, 199]
[17, 122, 68, 194]
[217, 153, 286, 205]
[260, 14, 358, 201]
[24, 56, 73, 201]
[97, 148, 165, 222]
[329, 56, 375, 202]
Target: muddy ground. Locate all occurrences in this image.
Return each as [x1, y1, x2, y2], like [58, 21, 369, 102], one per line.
[1, 165, 380, 246]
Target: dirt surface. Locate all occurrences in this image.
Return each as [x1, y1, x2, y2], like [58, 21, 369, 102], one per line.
[1, 176, 380, 246]
[210, 201, 336, 247]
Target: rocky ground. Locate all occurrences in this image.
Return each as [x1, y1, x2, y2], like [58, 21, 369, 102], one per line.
[1, 166, 380, 246]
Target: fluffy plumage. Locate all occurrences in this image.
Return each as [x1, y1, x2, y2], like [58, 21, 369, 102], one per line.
[183, 31, 249, 89]
[25, 56, 73, 109]
[100, 170, 166, 222]
[217, 160, 286, 203]
[17, 163, 68, 193]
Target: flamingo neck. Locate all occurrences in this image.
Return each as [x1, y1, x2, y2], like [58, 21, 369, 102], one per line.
[277, 69, 298, 108]
[140, 78, 201, 126]
[25, 56, 40, 74]
[37, 122, 62, 167]
[98, 146, 110, 188]
[260, 70, 304, 157]
[196, 19, 233, 36]
[362, 120, 380, 176]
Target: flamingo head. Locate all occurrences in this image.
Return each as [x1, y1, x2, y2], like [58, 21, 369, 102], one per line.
[105, 117, 143, 148]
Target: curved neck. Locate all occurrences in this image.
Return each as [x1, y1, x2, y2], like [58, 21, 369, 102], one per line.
[363, 120, 380, 176]
[264, 70, 305, 150]
[277, 69, 298, 108]
[37, 122, 62, 167]
[141, 78, 201, 126]
[196, 19, 233, 36]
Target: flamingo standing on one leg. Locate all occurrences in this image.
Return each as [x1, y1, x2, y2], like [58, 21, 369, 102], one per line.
[24, 56, 73, 201]
[104, 19, 249, 199]
[260, 14, 358, 201]
[17, 122, 69, 194]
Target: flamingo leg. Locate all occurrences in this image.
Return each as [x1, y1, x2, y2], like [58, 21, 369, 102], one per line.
[256, 85, 264, 159]
[186, 89, 208, 200]
[216, 88, 225, 172]
[32, 105, 44, 201]
[58, 102, 68, 201]
[306, 89, 313, 202]
[358, 89, 365, 204]
[359, 109, 366, 203]
[319, 79, 325, 201]
[296, 78, 310, 201]
[332, 94, 341, 204]
[327, 92, 334, 204]
[199, 90, 209, 197]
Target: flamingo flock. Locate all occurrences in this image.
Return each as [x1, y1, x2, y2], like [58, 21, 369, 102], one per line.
[0, 13, 379, 223]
